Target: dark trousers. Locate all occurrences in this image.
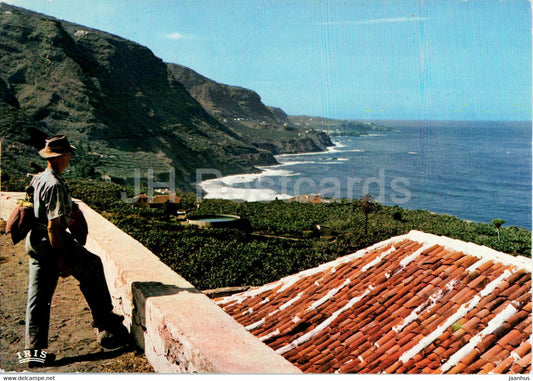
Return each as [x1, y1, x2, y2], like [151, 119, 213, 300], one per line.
[25, 230, 114, 349]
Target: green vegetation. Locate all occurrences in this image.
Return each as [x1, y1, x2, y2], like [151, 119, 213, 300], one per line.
[0, 3, 332, 189]
[451, 321, 463, 332]
[4, 176, 531, 291]
[2, 166, 531, 289]
[46, 180, 533, 290]
[358, 193, 379, 235]
[3, 3, 529, 296]
[168, 64, 333, 156]
[289, 116, 393, 137]
[322, 121, 393, 137]
[491, 218, 506, 241]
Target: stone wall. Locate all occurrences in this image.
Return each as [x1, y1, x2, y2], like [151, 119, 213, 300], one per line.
[0, 192, 300, 373]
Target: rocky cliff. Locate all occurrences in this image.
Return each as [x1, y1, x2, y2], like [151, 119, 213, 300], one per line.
[168, 64, 333, 155]
[0, 4, 330, 190]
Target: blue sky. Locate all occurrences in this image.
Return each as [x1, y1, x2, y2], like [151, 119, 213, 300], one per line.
[3, 0, 532, 121]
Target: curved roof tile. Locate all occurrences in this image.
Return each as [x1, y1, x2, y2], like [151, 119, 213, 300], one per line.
[216, 231, 531, 374]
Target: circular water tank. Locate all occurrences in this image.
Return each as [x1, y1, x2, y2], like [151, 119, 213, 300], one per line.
[187, 214, 244, 229]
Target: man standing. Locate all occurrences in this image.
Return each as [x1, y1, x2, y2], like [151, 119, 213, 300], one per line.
[25, 135, 129, 367]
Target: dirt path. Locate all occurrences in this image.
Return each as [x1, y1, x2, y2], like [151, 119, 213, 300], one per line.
[0, 233, 153, 373]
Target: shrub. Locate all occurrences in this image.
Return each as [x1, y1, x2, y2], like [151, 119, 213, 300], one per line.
[10, 179, 527, 289]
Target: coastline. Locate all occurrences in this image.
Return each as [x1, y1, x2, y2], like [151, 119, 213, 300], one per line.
[199, 141, 344, 202]
[197, 122, 531, 230]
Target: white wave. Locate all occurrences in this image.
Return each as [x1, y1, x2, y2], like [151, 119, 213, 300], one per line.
[275, 140, 353, 158]
[328, 140, 360, 153]
[264, 161, 312, 167]
[318, 161, 350, 165]
[198, 139, 357, 201]
[199, 167, 299, 201]
[339, 149, 364, 153]
[276, 155, 355, 166]
[332, 140, 347, 148]
[260, 168, 301, 178]
[201, 181, 292, 202]
[216, 173, 264, 185]
[276, 151, 326, 158]
[327, 143, 343, 153]
[211, 169, 300, 186]
[275, 147, 362, 159]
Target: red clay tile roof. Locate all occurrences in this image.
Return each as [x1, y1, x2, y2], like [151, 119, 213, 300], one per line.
[216, 230, 532, 374]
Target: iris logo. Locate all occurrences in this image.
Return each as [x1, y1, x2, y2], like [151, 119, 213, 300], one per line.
[16, 349, 47, 365]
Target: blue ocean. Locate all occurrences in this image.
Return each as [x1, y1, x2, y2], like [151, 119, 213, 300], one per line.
[201, 120, 531, 230]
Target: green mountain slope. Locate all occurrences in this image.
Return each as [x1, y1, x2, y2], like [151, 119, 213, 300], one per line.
[289, 115, 393, 136]
[0, 4, 295, 189]
[168, 64, 333, 155]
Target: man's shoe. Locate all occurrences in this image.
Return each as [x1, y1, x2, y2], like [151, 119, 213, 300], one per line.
[95, 325, 131, 349]
[94, 312, 131, 349]
[27, 351, 55, 368]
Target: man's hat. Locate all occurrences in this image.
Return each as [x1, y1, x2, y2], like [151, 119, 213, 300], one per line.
[39, 135, 76, 158]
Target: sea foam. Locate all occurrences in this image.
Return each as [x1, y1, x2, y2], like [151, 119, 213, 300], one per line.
[201, 181, 292, 202]
[200, 168, 298, 201]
